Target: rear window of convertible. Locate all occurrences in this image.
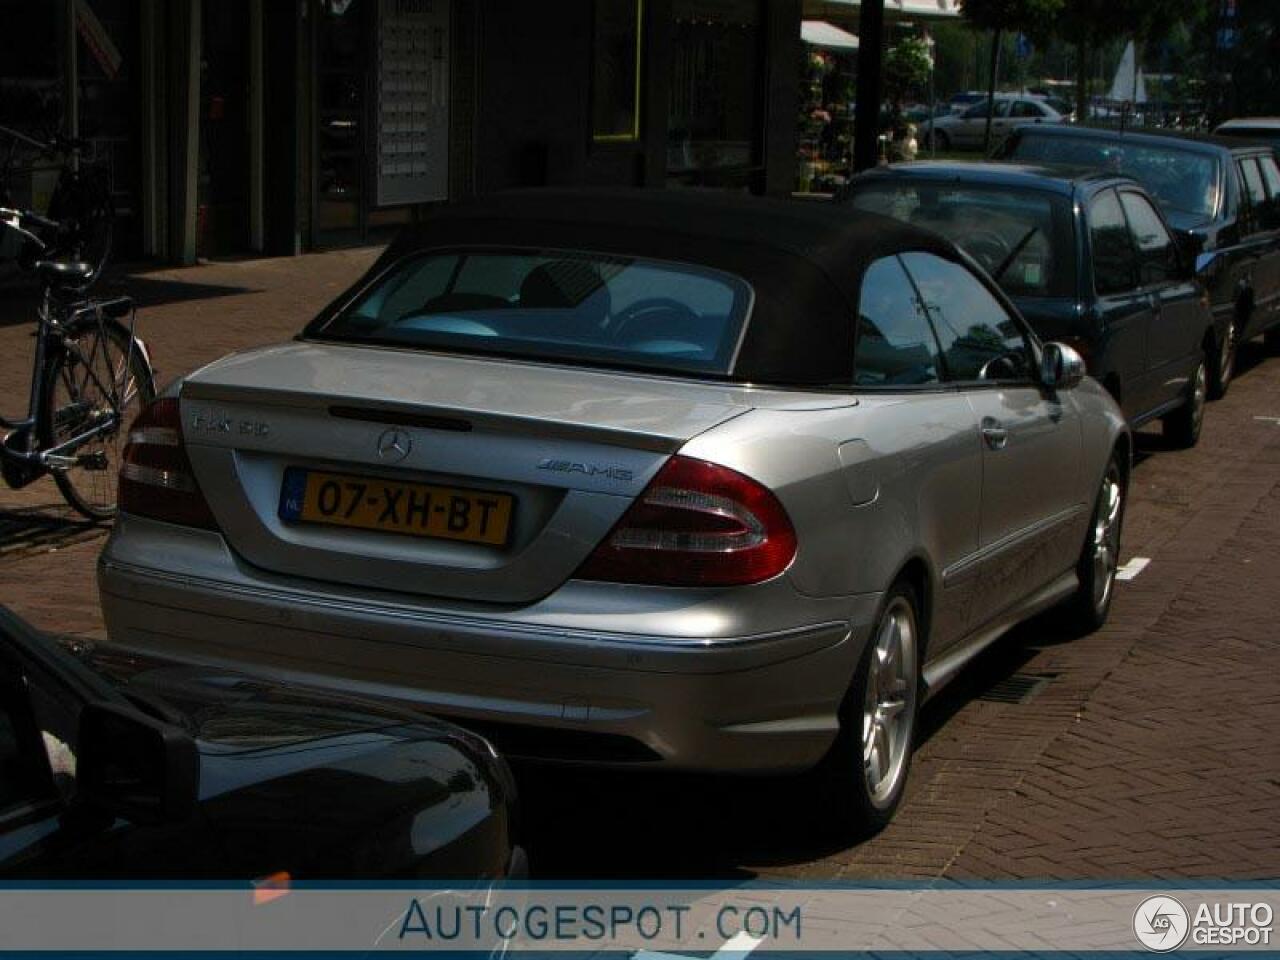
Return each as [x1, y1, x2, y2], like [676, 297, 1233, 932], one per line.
[315, 249, 753, 377]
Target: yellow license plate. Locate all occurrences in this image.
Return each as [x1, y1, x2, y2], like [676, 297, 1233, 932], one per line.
[279, 467, 514, 545]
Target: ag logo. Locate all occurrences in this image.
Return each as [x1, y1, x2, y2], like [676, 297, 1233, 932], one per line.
[1134, 895, 1190, 952]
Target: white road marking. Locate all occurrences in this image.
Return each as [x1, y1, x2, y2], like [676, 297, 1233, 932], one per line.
[1116, 557, 1151, 581]
[1254, 416, 1280, 425]
[635, 931, 764, 960]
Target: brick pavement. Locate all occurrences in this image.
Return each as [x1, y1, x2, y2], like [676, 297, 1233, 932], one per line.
[0, 249, 1277, 880]
[0, 249, 379, 636]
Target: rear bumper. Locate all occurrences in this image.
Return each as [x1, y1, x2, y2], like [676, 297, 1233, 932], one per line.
[98, 517, 876, 773]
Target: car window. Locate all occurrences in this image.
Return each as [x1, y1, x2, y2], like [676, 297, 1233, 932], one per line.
[1119, 192, 1179, 286]
[853, 256, 942, 387]
[1244, 156, 1280, 230]
[845, 181, 1077, 298]
[1089, 190, 1139, 295]
[899, 252, 1033, 382]
[1239, 158, 1269, 233]
[1012, 101, 1043, 118]
[963, 100, 1009, 119]
[1006, 133, 1222, 219]
[323, 249, 752, 377]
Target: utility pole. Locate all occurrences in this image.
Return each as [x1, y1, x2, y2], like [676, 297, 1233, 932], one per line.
[853, 0, 885, 171]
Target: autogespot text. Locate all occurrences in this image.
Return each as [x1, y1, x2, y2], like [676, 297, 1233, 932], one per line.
[398, 899, 803, 944]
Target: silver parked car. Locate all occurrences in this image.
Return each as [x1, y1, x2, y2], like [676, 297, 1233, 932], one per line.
[99, 190, 1130, 831]
[920, 95, 1068, 151]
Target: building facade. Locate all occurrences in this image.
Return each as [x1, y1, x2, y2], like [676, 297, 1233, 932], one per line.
[0, 0, 803, 265]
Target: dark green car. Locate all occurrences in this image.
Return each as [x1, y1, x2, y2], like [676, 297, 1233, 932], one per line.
[998, 125, 1280, 398]
[842, 161, 1214, 446]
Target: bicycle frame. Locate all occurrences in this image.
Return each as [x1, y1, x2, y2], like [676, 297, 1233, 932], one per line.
[0, 290, 136, 477]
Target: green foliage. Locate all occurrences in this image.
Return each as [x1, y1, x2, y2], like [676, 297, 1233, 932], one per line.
[959, 0, 1063, 42]
[884, 36, 932, 106]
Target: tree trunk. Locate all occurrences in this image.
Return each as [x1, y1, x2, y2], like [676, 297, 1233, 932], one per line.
[982, 28, 1002, 155]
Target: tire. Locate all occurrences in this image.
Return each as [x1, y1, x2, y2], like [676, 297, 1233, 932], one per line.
[1063, 454, 1126, 633]
[1162, 355, 1206, 448]
[1206, 319, 1235, 401]
[39, 316, 156, 520]
[815, 581, 922, 836]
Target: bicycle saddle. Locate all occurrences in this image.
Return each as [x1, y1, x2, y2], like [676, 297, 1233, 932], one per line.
[33, 260, 94, 287]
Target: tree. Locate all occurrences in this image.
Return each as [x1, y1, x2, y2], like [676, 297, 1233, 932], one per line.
[960, 0, 1064, 151]
[1055, 0, 1207, 121]
[1212, 0, 1280, 121]
[883, 36, 932, 135]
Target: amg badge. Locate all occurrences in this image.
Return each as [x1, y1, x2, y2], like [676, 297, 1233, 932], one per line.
[537, 458, 633, 482]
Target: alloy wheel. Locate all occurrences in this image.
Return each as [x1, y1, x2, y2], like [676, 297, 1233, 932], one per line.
[862, 597, 918, 808]
[1219, 321, 1236, 391]
[1091, 468, 1123, 613]
[1191, 361, 1207, 436]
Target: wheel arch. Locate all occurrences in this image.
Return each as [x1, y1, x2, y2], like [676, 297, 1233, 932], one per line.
[891, 555, 934, 660]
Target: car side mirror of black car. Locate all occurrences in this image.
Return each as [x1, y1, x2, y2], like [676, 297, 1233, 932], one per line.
[1175, 230, 1206, 279]
[76, 701, 198, 825]
[1040, 342, 1086, 390]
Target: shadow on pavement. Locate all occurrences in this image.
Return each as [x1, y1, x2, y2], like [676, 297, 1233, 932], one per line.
[0, 268, 256, 328]
[516, 613, 1081, 880]
[0, 502, 106, 559]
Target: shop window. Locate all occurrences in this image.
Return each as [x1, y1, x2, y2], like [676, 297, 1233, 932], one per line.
[592, 0, 643, 142]
[667, 0, 761, 184]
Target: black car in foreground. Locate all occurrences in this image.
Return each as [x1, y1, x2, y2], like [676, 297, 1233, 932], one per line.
[998, 124, 1280, 396]
[0, 606, 522, 879]
[842, 162, 1213, 445]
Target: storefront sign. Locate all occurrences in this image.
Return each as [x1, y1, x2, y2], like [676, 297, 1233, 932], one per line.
[375, 0, 450, 206]
[76, 0, 123, 80]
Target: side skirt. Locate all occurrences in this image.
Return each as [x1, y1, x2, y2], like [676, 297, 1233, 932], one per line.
[920, 570, 1078, 701]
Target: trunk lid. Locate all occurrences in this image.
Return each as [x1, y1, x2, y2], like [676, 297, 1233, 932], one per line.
[179, 342, 766, 603]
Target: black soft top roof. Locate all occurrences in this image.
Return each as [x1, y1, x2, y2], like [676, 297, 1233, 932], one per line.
[306, 188, 962, 385]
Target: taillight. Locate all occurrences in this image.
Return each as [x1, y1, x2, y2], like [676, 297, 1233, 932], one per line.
[575, 456, 797, 587]
[119, 397, 218, 529]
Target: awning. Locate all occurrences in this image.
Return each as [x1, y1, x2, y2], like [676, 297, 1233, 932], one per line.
[823, 0, 961, 19]
[802, 20, 860, 50]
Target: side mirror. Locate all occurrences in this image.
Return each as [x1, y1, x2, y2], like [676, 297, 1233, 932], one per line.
[1041, 341, 1086, 390]
[76, 701, 198, 825]
[1175, 229, 1206, 278]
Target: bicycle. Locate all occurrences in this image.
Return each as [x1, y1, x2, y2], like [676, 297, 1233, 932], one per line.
[1, 207, 155, 520]
[0, 124, 114, 288]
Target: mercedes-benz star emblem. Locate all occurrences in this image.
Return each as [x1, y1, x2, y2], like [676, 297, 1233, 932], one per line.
[375, 427, 412, 463]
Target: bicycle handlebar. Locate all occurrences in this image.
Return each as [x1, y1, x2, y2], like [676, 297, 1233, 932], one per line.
[0, 125, 88, 157]
[0, 206, 51, 254]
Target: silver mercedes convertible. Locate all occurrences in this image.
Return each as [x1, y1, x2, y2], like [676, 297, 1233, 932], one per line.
[99, 190, 1129, 831]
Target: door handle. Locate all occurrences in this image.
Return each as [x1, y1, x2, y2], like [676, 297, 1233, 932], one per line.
[981, 417, 1008, 450]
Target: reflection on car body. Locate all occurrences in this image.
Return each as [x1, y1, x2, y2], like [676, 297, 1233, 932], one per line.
[98, 189, 1129, 833]
[0, 607, 521, 880]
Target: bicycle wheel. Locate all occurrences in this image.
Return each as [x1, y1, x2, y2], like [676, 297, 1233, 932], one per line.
[39, 316, 155, 520]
